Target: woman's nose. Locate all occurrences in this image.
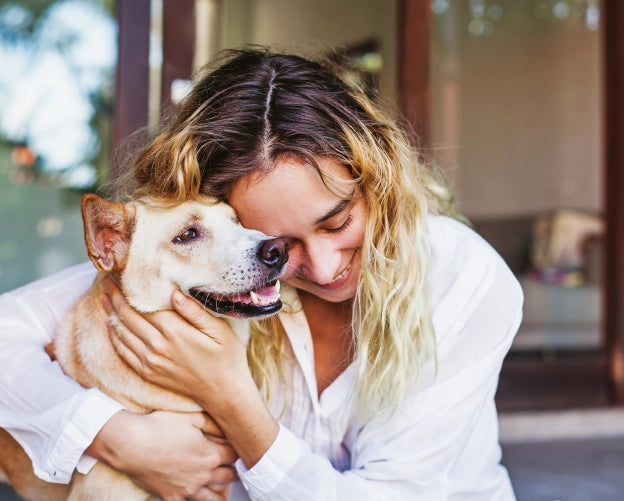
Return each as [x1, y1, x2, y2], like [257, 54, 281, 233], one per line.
[291, 239, 339, 284]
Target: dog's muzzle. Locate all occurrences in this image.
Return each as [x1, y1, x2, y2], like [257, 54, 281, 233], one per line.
[189, 237, 288, 319]
[189, 280, 282, 319]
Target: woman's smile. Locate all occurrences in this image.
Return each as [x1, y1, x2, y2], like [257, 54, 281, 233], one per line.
[319, 248, 358, 290]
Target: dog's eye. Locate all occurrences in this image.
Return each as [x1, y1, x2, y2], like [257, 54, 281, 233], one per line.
[173, 228, 199, 243]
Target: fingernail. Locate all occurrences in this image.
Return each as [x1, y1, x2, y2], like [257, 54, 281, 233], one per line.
[172, 289, 187, 306]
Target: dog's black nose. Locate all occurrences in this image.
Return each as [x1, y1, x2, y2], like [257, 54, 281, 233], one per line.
[258, 238, 289, 269]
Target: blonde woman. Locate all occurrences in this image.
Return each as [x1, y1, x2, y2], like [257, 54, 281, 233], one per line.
[0, 49, 522, 500]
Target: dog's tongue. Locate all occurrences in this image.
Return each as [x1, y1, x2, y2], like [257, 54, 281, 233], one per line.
[232, 281, 281, 306]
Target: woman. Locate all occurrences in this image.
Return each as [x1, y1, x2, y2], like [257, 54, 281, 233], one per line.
[0, 48, 522, 500]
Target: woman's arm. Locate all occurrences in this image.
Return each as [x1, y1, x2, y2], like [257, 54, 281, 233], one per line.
[86, 409, 237, 500]
[0, 265, 236, 500]
[0, 264, 123, 483]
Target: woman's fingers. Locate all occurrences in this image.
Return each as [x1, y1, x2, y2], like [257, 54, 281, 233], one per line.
[171, 290, 230, 341]
[213, 439, 238, 465]
[104, 277, 227, 346]
[92, 410, 240, 501]
[188, 482, 232, 501]
[190, 412, 226, 439]
[188, 489, 225, 501]
[101, 276, 248, 401]
[102, 278, 183, 377]
[107, 313, 147, 375]
[102, 278, 162, 344]
[209, 465, 238, 484]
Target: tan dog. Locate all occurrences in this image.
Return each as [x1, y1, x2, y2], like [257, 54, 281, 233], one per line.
[0, 193, 288, 500]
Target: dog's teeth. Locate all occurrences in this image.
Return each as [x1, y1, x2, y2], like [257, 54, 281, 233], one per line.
[250, 291, 260, 305]
[275, 280, 280, 293]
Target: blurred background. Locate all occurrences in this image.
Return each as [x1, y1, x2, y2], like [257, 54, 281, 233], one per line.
[0, 1, 623, 500]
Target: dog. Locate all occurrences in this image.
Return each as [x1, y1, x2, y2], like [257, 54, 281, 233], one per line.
[0, 193, 288, 500]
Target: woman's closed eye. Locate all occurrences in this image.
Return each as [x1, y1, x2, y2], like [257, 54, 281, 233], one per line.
[325, 214, 353, 234]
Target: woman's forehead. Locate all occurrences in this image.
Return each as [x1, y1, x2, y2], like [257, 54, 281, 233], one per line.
[228, 157, 354, 231]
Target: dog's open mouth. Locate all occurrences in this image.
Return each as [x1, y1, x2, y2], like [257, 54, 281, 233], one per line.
[189, 280, 282, 318]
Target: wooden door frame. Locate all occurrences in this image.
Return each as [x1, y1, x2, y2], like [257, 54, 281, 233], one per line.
[113, 0, 195, 177]
[160, 0, 196, 109]
[603, 0, 624, 404]
[398, 0, 430, 146]
[112, 0, 150, 178]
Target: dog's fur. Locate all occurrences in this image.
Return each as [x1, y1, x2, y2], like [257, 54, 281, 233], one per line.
[0, 194, 287, 500]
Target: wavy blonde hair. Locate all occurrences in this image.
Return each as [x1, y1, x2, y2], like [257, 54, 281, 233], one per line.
[120, 48, 458, 416]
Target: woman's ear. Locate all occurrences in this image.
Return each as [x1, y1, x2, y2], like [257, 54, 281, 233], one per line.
[81, 194, 136, 272]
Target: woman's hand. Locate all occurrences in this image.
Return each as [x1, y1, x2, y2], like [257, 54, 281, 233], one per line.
[103, 278, 280, 469]
[87, 409, 236, 501]
[102, 278, 251, 406]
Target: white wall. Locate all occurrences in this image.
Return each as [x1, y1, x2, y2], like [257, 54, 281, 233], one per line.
[431, 3, 603, 218]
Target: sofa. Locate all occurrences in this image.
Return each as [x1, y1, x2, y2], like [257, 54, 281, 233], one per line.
[471, 212, 603, 352]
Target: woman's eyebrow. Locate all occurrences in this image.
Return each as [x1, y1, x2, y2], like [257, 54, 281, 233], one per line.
[314, 196, 352, 225]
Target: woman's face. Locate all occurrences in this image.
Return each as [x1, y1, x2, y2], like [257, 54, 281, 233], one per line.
[229, 157, 367, 303]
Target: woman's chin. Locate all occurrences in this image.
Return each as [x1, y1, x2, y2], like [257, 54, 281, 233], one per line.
[286, 278, 358, 303]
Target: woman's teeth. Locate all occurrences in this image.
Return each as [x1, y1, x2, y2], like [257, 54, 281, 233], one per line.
[329, 261, 351, 284]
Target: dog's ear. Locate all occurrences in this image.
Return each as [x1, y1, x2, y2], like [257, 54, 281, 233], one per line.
[81, 194, 136, 272]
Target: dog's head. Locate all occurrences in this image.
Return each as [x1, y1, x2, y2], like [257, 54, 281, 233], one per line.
[81, 193, 288, 319]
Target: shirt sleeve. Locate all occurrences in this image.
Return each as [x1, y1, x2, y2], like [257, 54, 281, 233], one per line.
[0, 263, 124, 483]
[236, 218, 523, 501]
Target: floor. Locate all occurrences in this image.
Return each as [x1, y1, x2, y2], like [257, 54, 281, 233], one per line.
[0, 484, 19, 501]
[2, 409, 624, 501]
[499, 408, 624, 501]
[502, 436, 624, 501]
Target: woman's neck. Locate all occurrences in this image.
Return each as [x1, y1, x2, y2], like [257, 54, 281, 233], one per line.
[298, 291, 354, 397]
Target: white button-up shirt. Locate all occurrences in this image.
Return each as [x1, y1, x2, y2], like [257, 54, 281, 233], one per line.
[0, 215, 522, 500]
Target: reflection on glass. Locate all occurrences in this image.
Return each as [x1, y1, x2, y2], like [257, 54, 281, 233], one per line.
[0, 0, 116, 292]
